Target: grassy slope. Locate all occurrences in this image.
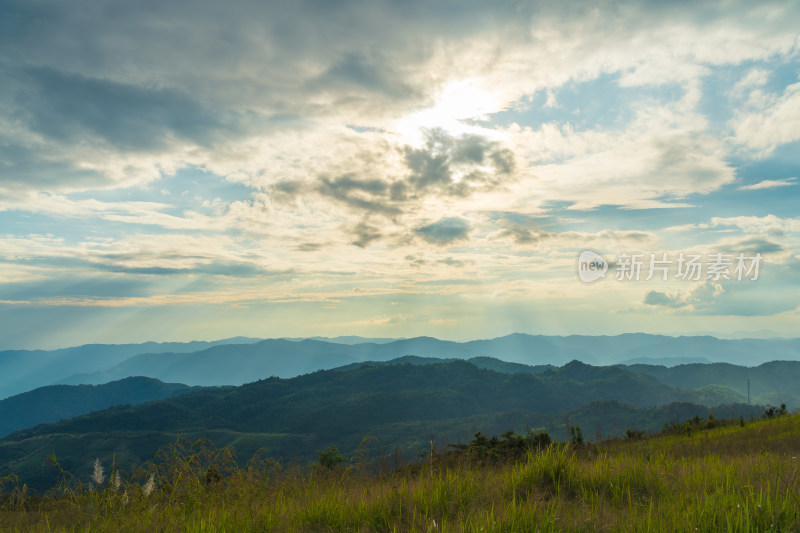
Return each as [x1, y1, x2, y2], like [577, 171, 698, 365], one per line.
[2, 414, 799, 531]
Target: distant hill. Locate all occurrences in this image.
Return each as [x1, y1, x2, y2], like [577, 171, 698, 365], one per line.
[4, 334, 800, 400]
[49, 334, 800, 391]
[624, 360, 800, 408]
[288, 336, 403, 344]
[335, 355, 553, 374]
[0, 377, 200, 438]
[620, 356, 713, 366]
[0, 359, 761, 491]
[0, 337, 261, 399]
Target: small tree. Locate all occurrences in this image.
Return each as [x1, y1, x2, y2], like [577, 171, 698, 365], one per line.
[317, 446, 346, 470]
[569, 425, 583, 446]
[625, 428, 645, 441]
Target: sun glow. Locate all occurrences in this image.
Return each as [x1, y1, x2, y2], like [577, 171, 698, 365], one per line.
[395, 80, 504, 146]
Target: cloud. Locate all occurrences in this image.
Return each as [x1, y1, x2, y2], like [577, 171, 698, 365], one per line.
[294, 243, 322, 252]
[732, 81, 800, 156]
[507, 117, 736, 210]
[439, 257, 471, 268]
[643, 281, 725, 310]
[261, 128, 516, 235]
[732, 237, 784, 255]
[644, 290, 685, 308]
[706, 215, 800, 235]
[18, 66, 242, 151]
[496, 225, 655, 249]
[738, 177, 797, 190]
[350, 222, 382, 248]
[416, 217, 471, 246]
[0, 232, 293, 280]
[0, 0, 793, 220]
[317, 175, 401, 217]
[731, 67, 771, 98]
[404, 129, 515, 197]
[2, 0, 800, 342]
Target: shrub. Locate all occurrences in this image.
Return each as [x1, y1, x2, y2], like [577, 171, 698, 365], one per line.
[317, 446, 346, 470]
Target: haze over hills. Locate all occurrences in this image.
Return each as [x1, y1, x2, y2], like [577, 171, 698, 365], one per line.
[287, 336, 404, 345]
[54, 334, 800, 390]
[0, 358, 767, 492]
[0, 337, 261, 400]
[3, 333, 800, 400]
[624, 361, 800, 408]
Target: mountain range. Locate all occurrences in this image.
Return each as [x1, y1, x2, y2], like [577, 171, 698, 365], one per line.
[0, 337, 261, 399]
[0, 357, 776, 491]
[3, 333, 799, 400]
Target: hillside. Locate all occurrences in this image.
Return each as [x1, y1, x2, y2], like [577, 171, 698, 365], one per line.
[2, 411, 797, 531]
[0, 359, 763, 491]
[625, 360, 800, 408]
[0, 377, 200, 438]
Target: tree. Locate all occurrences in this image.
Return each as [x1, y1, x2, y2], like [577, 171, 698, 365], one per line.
[316, 446, 346, 470]
[569, 425, 583, 446]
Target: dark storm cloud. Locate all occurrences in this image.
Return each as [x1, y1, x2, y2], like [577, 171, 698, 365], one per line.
[416, 217, 471, 245]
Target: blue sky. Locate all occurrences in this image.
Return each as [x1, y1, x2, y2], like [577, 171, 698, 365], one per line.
[1, 0, 800, 349]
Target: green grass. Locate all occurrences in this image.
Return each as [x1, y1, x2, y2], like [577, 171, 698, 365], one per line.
[2, 415, 799, 531]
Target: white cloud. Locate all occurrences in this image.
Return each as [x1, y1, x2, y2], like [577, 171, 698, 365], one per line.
[503, 97, 735, 210]
[707, 215, 800, 234]
[731, 67, 771, 98]
[738, 177, 797, 190]
[732, 81, 800, 155]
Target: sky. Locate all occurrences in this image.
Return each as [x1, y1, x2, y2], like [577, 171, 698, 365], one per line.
[1, 0, 800, 349]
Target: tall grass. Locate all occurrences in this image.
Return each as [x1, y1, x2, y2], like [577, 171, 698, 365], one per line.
[1, 415, 799, 531]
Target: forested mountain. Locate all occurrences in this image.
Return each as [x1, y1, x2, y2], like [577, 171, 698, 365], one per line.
[0, 359, 766, 491]
[0, 377, 200, 438]
[624, 360, 800, 408]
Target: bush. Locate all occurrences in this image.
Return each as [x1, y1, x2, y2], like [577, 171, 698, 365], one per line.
[317, 446, 346, 470]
